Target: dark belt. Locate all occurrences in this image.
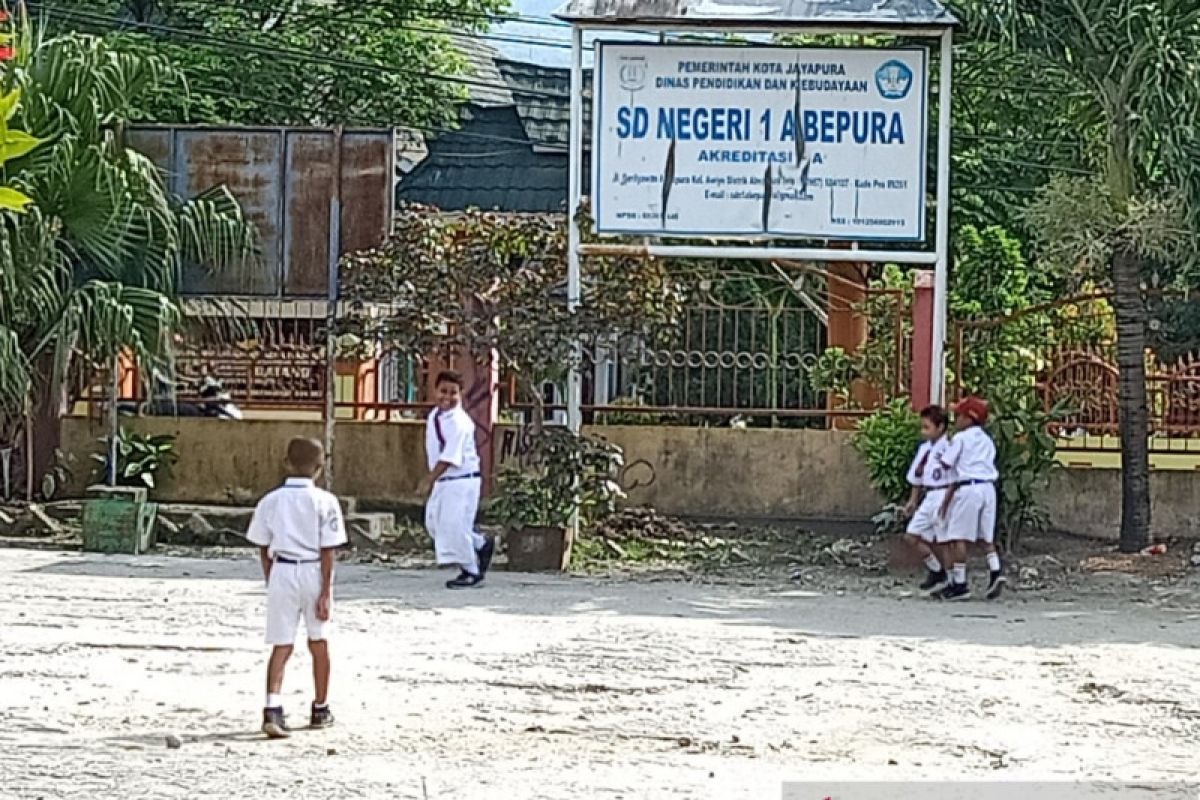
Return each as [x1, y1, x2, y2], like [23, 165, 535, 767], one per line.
[275, 556, 319, 564]
[958, 479, 995, 486]
[437, 472, 481, 483]
[925, 485, 953, 491]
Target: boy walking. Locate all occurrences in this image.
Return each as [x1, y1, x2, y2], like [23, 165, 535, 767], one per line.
[937, 396, 1005, 601]
[902, 405, 952, 593]
[247, 437, 347, 738]
[419, 370, 494, 589]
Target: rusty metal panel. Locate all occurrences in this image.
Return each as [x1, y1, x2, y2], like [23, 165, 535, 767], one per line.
[176, 129, 284, 295]
[339, 131, 394, 258]
[125, 127, 173, 175]
[282, 132, 335, 296]
[129, 126, 393, 299]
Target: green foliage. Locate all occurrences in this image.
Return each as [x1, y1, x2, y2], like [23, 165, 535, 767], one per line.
[986, 388, 1070, 552]
[0, 88, 38, 212]
[91, 428, 178, 490]
[851, 399, 921, 507]
[809, 346, 855, 400]
[339, 204, 685, 393]
[489, 428, 625, 531]
[42, 0, 508, 130]
[0, 12, 258, 445]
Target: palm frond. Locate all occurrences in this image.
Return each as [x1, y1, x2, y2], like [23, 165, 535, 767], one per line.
[175, 185, 262, 277]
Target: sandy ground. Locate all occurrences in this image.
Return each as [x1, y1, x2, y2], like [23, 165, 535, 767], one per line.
[4, 548, 1200, 800]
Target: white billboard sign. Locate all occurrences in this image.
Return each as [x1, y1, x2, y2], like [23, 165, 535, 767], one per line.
[592, 44, 929, 241]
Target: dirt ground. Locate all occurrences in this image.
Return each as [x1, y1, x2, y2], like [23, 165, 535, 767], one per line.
[5, 546, 1200, 800]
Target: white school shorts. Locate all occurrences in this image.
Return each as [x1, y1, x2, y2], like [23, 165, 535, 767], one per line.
[265, 561, 330, 646]
[906, 488, 947, 543]
[944, 482, 997, 544]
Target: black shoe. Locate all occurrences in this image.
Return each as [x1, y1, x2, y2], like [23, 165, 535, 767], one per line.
[262, 707, 290, 739]
[476, 536, 495, 577]
[986, 570, 1007, 600]
[445, 570, 483, 590]
[936, 582, 971, 602]
[310, 703, 335, 729]
[919, 569, 948, 592]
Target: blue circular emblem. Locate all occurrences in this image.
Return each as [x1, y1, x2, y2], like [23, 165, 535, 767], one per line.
[875, 59, 914, 100]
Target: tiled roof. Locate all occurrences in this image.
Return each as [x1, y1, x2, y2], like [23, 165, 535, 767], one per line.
[395, 48, 594, 213]
[495, 58, 592, 153]
[395, 105, 572, 213]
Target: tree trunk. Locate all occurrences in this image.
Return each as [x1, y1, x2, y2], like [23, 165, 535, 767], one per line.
[27, 350, 73, 499]
[1111, 245, 1151, 552]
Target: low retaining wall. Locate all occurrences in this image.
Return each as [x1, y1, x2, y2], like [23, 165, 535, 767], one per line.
[1046, 468, 1200, 541]
[60, 417, 1200, 541]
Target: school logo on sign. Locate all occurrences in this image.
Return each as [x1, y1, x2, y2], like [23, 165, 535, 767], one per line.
[875, 60, 913, 100]
[618, 57, 648, 92]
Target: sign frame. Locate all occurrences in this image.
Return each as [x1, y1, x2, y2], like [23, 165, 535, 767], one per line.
[590, 41, 931, 243]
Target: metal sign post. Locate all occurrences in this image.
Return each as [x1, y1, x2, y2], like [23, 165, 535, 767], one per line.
[560, 0, 958, 431]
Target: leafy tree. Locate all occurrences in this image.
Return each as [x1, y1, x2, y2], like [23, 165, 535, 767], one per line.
[338, 203, 686, 424]
[38, 0, 507, 130]
[0, 10, 257, 487]
[963, 0, 1200, 551]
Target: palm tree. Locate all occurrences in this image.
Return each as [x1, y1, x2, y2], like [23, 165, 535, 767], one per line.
[0, 9, 257, 490]
[966, 0, 1200, 552]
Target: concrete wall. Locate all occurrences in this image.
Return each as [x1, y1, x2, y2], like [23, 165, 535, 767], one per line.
[61, 417, 1200, 541]
[586, 425, 881, 520]
[62, 416, 427, 506]
[1047, 468, 1200, 541]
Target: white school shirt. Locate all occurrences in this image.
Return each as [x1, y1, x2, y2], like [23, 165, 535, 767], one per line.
[906, 436, 953, 489]
[939, 425, 998, 482]
[246, 477, 347, 561]
[425, 405, 481, 478]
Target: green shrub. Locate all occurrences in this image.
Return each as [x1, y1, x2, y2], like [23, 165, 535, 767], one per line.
[852, 399, 921, 507]
[489, 427, 625, 531]
[987, 388, 1069, 551]
[92, 429, 178, 491]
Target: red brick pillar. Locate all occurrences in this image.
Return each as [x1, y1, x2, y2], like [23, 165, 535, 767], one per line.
[911, 270, 935, 411]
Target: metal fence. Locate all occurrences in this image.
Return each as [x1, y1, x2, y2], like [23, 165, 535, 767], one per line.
[950, 292, 1200, 454]
[88, 282, 912, 428]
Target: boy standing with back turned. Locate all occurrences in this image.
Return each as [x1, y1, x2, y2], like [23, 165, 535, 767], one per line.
[247, 437, 347, 738]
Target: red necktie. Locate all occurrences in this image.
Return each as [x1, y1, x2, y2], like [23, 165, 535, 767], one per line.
[915, 450, 930, 479]
[433, 412, 446, 450]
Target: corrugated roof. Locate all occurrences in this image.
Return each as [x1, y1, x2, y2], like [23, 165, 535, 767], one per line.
[553, 0, 957, 27]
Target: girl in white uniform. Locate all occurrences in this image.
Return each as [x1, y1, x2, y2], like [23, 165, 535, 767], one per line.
[902, 405, 952, 593]
[936, 396, 1005, 601]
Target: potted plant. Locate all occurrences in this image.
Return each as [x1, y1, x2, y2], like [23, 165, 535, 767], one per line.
[490, 427, 625, 571]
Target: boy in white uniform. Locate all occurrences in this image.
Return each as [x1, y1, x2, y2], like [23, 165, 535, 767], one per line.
[902, 405, 952, 594]
[418, 370, 494, 589]
[246, 437, 347, 738]
[936, 396, 1005, 601]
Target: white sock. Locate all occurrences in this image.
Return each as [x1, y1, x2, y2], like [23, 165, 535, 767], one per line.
[987, 552, 1001, 572]
[266, 693, 282, 709]
[313, 701, 328, 710]
[924, 554, 942, 572]
[952, 563, 967, 586]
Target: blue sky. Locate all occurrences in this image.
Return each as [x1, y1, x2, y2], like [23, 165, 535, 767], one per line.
[492, 0, 655, 66]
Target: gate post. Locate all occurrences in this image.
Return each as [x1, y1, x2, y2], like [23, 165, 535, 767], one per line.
[911, 270, 934, 410]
